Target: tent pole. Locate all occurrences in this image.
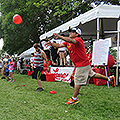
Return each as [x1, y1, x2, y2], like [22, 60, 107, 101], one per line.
[116, 20, 120, 85]
[97, 17, 100, 41]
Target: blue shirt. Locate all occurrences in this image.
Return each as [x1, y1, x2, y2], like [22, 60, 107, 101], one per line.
[6, 64, 9, 72]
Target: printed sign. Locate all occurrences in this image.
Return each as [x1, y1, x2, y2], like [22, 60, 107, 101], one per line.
[92, 39, 109, 65]
[51, 67, 74, 83]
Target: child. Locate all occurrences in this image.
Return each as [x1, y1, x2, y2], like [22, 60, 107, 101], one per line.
[4, 61, 9, 81]
[13, 59, 17, 73]
[9, 59, 15, 82]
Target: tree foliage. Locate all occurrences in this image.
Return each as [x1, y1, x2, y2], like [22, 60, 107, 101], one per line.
[0, 0, 120, 55]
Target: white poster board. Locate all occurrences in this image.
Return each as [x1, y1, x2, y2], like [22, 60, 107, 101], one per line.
[92, 39, 109, 65]
[99, 37, 112, 47]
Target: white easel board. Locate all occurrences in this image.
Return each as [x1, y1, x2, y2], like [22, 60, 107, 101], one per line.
[92, 39, 109, 65]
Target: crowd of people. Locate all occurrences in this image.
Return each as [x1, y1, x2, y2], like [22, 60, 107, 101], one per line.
[0, 55, 25, 82]
[0, 55, 16, 82]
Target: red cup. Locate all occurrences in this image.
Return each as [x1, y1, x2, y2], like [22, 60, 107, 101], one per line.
[50, 90, 56, 94]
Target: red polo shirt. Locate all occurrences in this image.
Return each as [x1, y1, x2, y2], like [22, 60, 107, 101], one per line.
[63, 37, 90, 67]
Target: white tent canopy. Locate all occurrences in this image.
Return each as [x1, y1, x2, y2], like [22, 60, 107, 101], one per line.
[19, 47, 35, 59]
[40, 4, 120, 40]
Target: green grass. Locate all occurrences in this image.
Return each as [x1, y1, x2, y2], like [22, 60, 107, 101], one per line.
[0, 74, 120, 120]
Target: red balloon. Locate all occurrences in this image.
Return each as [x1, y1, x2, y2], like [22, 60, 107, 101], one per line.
[108, 55, 115, 67]
[13, 14, 22, 24]
[50, 90, 56, 94]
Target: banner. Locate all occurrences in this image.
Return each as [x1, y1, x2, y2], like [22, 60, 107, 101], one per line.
[51, 67, 74, 82]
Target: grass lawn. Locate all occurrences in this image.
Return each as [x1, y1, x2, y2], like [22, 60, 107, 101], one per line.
[0, 74, 120, 120]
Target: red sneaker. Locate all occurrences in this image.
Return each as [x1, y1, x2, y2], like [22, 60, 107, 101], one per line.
[65, 98, 79, 105]
[109, 76, 116, 87]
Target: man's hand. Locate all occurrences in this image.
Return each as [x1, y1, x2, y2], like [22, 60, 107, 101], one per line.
[45, 39, 51, 48]
[53, 33, 62, 39]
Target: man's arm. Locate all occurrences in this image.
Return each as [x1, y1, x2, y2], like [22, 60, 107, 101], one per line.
[41, 50, 49, 71]
[45, 39, 65, 48]
[54, 33, 77, 44]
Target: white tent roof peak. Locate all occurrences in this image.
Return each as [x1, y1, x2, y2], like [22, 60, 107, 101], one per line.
[40, 4, 120, 40]
[19, 47, 35, 58]
[80, 4, 120, 24]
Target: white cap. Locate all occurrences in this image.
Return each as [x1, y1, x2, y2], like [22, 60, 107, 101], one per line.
[72, 28, 82, 35]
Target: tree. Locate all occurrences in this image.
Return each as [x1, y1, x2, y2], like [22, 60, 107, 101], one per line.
[0, 0, 120, 55]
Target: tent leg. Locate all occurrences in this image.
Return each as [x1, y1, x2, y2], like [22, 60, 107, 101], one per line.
[116, 20, 120, 85]
[97, 17, 100, 40]
[103, 64, 110, 88]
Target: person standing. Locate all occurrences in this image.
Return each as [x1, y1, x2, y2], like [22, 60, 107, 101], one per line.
[41, 41, 51, 59]
[30, 53, 34, 73]
[17, 58, 20, 74]
[32, 43, 49, 91]
[19, 58, 24, 69]
[58, 40, 66, 66]
[6, 55, 11, 64]
[4, 61, 9, 81]
[1, 55, 8, 79]
[1, 57, 6, 79]
[50, 41, 59, 66]
[13, 59, 17, 73]
[45, 27, 115, 105]
[0, 58, 3, 75]
[9, 59, 15, 82]
[3, 55, 8, 64]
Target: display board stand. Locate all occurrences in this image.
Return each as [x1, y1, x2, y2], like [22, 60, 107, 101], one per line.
[92, 40, 110, 88]
[103, 63, 110, 88]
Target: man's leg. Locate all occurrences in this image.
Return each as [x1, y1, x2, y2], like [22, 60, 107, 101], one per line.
[35, 67, 44, 91]
[73, 85, 81, 98]
[37, 79, 42, 88]
[35, 79, 44, 91]
[92, 73, 108, 80]
[92, 73, 116, 87]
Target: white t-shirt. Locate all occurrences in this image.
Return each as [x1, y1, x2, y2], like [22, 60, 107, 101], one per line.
[3, 58, 8, 62]
[17, 60, 20, 67]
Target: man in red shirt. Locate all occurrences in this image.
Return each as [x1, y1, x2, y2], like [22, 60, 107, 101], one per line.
[45, 28, 115, 105]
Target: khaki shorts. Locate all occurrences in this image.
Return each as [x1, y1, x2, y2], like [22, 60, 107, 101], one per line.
[74, 65, 96, 85]
[17, 66, 20, 70]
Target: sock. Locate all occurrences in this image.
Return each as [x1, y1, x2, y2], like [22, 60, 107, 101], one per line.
[108, 77, 111, 82]
[72, 97, 77, 100]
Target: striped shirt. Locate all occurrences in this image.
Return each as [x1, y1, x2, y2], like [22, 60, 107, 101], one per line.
[34, 50, 43, 68]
